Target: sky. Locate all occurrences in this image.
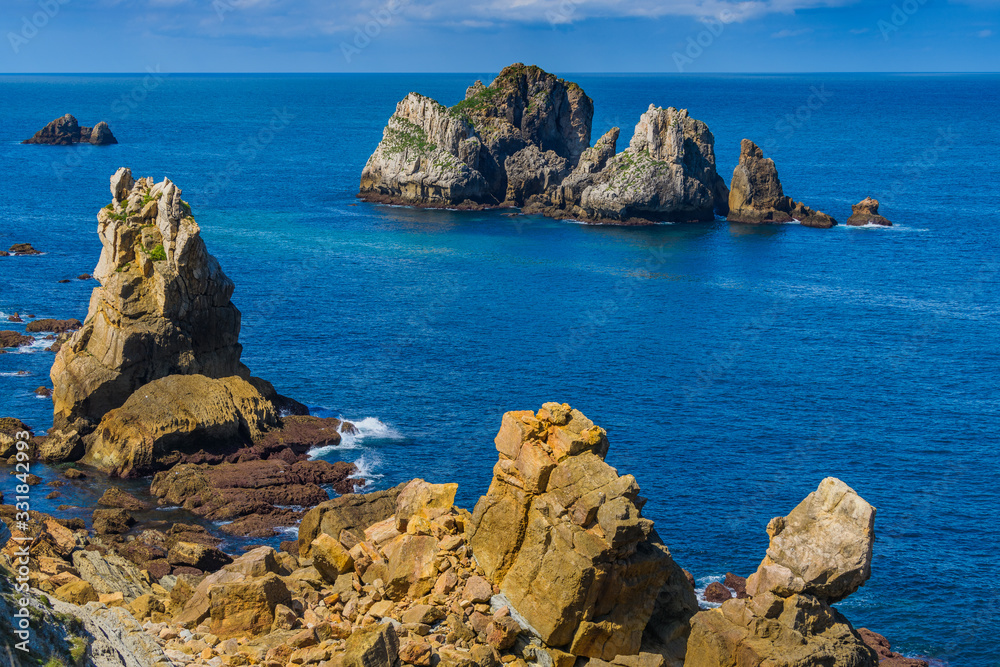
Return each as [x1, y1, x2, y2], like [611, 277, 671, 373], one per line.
[0, 0, 997, 73]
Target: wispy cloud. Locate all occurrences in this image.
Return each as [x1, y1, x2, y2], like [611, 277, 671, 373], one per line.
[771, 27, 814, 37]
[978, 28, 993, 36]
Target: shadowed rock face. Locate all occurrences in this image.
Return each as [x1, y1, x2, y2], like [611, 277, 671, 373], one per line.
[22, 114, 118, 145]
[727, 139, 837, 228]
[686, 477, 879, 667]
[360, 64, 730, 223]
[51, 168, 249, 431]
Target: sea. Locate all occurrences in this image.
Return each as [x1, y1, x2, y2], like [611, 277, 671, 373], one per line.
[0, 73, 998, 665]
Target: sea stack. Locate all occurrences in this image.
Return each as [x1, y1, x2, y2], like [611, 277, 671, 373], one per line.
[47, 168, 306, 475]
[727, 139, 837, 228]
[22, 114, 118, 145]
[686, 477, 879, 666]
[846, 197, 893, 226]
[360, 63, 730, 224]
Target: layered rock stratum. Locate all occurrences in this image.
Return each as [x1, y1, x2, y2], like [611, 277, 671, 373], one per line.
[727, 139, 837, 228]
[23, 114, 118, 145]
[360, 64, 729, 224]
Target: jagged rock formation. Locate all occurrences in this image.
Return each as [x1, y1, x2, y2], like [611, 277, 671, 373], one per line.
[468, 403, 697, 665]
[361, 64, 730, 223]
[22, 114, 118, 145]
[530, 106, 730, 223]
[727, 139, 837, 228]
[47, 169, 312, 476]
[847, 197, 893, 226]
[686, 478, 879, 667]
[51, 168, 250, 430]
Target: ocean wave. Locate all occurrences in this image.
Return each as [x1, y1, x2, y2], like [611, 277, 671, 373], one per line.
[276, 526, 299, 538]
[308, 415, 403, 458]
[694, 574, 738, 610]
[13, 336, 53, 354]
[0, 371, 32, 377]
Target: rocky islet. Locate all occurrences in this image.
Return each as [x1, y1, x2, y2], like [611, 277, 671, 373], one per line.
[360, 64, 894, 228]
[23, 113, 118, 145]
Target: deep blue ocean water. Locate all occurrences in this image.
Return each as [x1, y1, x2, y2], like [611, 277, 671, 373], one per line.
[1, 73, 998, 664]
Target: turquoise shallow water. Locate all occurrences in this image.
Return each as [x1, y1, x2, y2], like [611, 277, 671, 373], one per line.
[1, 73, 999, 664]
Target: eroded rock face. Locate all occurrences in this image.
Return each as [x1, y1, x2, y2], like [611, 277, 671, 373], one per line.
[51, 169, 249, 431]
[83, 374, 278, 477]
[846, 197, 893, 226]
[727, 140, 837, 228]
[468, 404, 696, 664]
[22, 114, 118, 145]
[299, 483, 407, 557]
[686, 478, 878, 667]
[361, 63, 593, 208]
[746, 477, 875, 603]
[360, 93, 489, 207]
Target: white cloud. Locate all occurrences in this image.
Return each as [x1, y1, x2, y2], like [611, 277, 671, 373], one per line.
[771, 27, 813, 37]
[978, 28, 994, 36]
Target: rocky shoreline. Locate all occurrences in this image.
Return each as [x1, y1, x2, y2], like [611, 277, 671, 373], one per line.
[358, 64, 895, 229]
[1, 170, 928, 666]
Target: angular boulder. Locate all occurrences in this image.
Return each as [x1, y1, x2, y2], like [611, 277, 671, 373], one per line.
[727, 139, 837, 228]
[746, 477, 875, 603]
[207, 572, 292, 638]
[846, 197, 893, 226]
[686, 478, 878, 667]
[468, 404, 696, 663]
[298, 483, 407, 557]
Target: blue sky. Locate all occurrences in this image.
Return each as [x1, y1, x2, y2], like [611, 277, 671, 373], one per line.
[1, 0, 997, 72]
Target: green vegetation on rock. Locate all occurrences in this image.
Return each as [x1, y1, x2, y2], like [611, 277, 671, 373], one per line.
[383, 118, 438, 157]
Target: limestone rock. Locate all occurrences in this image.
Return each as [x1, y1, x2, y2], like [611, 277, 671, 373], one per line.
[89, 121, 119, 145]
[342, 623, 400, 667]
[746, 477, 875, 603]
[846, 197, 893, 226]
[23, 114, 117, 145]
[311, 533, 355, 582]
[686, 478, 878, 667]
[686, 593, 878, 667]
[167, 541, 233, 571]
[208, 572, 292, 638]
[361, 64, 593, 208]
[298, 483, 407, 556]
[51, 170, 251, 431]
[71, 548, 154, 602]
[468, 404, 696, 662]
[504, 145, 570, 204]
[54, 579, 99, 605]
[727, 139, 837, 228]
[0, 331, 33, 348]
[360, 93, 489, 206]
[84, 374, 278, 477]
[557, 107, 728, 223]
[395, 478, 458, 531]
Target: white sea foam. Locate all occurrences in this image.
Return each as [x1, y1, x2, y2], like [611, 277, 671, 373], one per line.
[0, 371, 32, 377]
[309, 416, 403, 459]
[277, 526, 300, 538]
[13, 336, 53, 354]
[694, 574, 738, 610]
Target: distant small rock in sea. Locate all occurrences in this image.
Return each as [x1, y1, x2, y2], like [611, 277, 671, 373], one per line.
[7, 243, 41, 255]
[727, 139, 838, 228]
[847, 197, 893, 226]
[22, 113, 118, 145]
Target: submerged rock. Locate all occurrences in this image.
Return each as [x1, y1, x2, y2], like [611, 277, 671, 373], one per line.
[686, 478, 878, 667]
[847, 197, 893, 226]
[25, 318, 81, 334]
[22, 114, 118, 145]
[727, 139, 837, 228]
